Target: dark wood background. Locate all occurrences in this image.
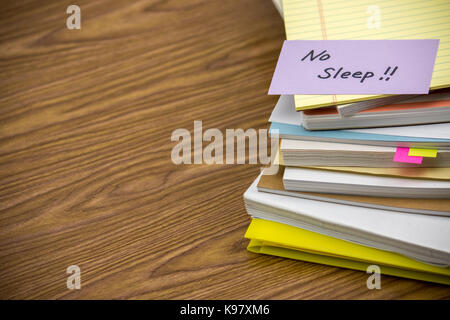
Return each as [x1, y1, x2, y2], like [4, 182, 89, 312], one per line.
[0, 0, 449, 299]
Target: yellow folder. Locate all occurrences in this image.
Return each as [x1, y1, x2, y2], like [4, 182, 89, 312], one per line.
[245, 218, 450, 285]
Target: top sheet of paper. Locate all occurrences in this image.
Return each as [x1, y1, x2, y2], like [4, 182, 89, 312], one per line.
[269, 40, 438, 95]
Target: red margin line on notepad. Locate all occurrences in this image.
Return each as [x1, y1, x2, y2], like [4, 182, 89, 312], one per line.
[317, 0, 337, 105]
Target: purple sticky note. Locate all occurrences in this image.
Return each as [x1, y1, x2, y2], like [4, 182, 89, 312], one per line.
[393, 147, 423, 164]
[268, 40, 439, 95]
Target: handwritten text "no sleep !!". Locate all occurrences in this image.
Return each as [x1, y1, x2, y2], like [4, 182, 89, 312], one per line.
[301, 49, 398, 84]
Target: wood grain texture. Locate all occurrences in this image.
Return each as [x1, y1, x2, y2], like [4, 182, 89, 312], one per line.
[0, 0, 448, 299]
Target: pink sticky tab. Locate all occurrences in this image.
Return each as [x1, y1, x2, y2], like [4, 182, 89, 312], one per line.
[393, 147, 423, 164]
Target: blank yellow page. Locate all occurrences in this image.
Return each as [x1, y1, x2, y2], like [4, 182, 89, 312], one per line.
[282, 0, 450, 110]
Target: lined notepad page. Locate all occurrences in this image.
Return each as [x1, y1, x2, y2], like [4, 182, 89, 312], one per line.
[282, 0, 450, 110]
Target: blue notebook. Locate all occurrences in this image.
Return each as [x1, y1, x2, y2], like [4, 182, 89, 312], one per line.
[270, 122, 450, 148]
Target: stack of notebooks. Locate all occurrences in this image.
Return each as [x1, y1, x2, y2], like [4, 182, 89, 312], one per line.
[243, 0, 450, 285]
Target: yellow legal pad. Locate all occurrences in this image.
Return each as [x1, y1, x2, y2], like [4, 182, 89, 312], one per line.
[245, 219, 450, 285]
[282, 0, 450, 110]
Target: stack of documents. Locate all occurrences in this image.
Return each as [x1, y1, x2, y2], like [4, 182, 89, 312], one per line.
[242, 0, 450, 285]
[273, 0, 450, 117]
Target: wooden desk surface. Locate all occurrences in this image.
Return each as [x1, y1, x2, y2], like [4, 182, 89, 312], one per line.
[0, 0, 449, 299]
